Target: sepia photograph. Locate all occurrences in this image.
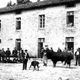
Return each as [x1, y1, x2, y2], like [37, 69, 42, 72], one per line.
[0, 0, 80, 80]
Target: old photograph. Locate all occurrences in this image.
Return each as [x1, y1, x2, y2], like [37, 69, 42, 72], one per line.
[0, 0, 80, 80]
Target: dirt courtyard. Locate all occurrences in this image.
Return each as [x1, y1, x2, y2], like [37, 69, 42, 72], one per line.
[0, 59, 80, 80]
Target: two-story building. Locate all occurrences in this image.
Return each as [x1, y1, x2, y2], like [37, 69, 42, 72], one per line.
[0, 0, 80, 57]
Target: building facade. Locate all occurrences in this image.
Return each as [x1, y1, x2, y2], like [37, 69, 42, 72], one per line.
[0, 0, 80, 57]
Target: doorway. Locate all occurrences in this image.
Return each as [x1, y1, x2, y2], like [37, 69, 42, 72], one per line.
[66, 42, 74, 51]
[38, 38, 45, 58]
[65, 37, 74, 52]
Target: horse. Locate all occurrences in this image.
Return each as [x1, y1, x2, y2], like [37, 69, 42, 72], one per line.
[43, 49, 74, 68]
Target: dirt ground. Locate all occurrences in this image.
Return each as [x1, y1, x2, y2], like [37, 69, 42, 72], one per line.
[0, 59, 80, 80]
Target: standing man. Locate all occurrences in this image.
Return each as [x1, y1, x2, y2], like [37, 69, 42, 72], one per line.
[78, 48, 80, 66]
[12, 47, 18, 62]
[75, 48, 79, 66]
[1, 48, 6, 62]
[40, 48, 45, 58]
[43, 45, 49, 66]
[43, 51, 47, 66]
[19, 48, 24, 62]
[6, 48, 11, 61]
[23, 50, 29, 70]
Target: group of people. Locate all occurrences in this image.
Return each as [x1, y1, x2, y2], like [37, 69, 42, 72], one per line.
[0, 47, 30, 63]
[0, 48, 11, 62]
[0, 47, 30, 70]
[0, 46, 80, 70]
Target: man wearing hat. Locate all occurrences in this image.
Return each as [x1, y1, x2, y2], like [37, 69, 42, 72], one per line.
[23, 50, 29, 70]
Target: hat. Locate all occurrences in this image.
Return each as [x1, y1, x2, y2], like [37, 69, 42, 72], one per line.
[25, 50, 27, 52]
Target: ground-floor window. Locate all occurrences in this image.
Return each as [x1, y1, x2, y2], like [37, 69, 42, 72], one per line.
[0, 39, 1, 43]
[15, 39, 21, 51]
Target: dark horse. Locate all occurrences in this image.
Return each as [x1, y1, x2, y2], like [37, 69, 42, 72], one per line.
[45, 49, 74, 67]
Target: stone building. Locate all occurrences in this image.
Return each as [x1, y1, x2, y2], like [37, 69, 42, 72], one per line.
[0, 0, 80, 57]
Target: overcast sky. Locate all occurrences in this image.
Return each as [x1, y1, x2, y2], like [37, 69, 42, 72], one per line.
[0, 0, 37, 8]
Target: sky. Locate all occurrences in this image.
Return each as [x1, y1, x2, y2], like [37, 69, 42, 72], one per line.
[0, 0, 38, 8]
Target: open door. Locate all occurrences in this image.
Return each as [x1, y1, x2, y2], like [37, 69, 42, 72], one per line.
[38, 38, 45, 58]
[65, 37, 74, 53]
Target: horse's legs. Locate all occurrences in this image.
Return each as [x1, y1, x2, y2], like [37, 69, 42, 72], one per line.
[33, 66, 36, 71]
[68, 61, 71, 68]
[52, 61, 57, 67]
[37, 64, 39, 71]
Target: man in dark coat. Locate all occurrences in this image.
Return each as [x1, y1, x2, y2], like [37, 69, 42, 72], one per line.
[0, 48, 6, 62]
[1, 48, 6, 62]
[40, 48, 45, 58]
[12, 47, 18, 62]
[6, 48, 11, 61]
[19, 48, 24, 62]
[78, 48, 80, 66]
[75, 48, 80, 66]
[23, 50, 29, 70]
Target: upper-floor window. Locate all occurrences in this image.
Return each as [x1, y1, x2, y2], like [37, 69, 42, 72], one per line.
[16, 17, 21, 30]
[0, 39, 1, 43]
[39, 15, 45, 29]
[0, 20, 1, 30]
[66, 3, 75, 8]
[67, 11, 74, 27]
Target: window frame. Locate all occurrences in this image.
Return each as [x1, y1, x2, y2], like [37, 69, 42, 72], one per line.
[16, 17, 21, 31]
[0, 20, 1, 31]
[39, 14, 45, 29]
[0, 39, 1, 43]
[67, 11, 74, 27]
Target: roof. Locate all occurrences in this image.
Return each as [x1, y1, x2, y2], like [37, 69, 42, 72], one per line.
[0, 0, 79, 14]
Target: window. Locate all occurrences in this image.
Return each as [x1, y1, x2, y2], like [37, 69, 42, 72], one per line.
[67, 11, 74, 27]
[39, 15, 45, 29]
[16, 39, 21, 50]
[66, 3, 75, 7]
[66, 37, 74, 42]
[0, 39, 1, 43]
[16, 17, 21, 30]
[38, 38, 45, 42]
[0, 20, 1, 30]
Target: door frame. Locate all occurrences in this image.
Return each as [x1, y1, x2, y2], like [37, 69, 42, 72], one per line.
[38, 38, 45, 58]
[65, 37, 74, 52]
